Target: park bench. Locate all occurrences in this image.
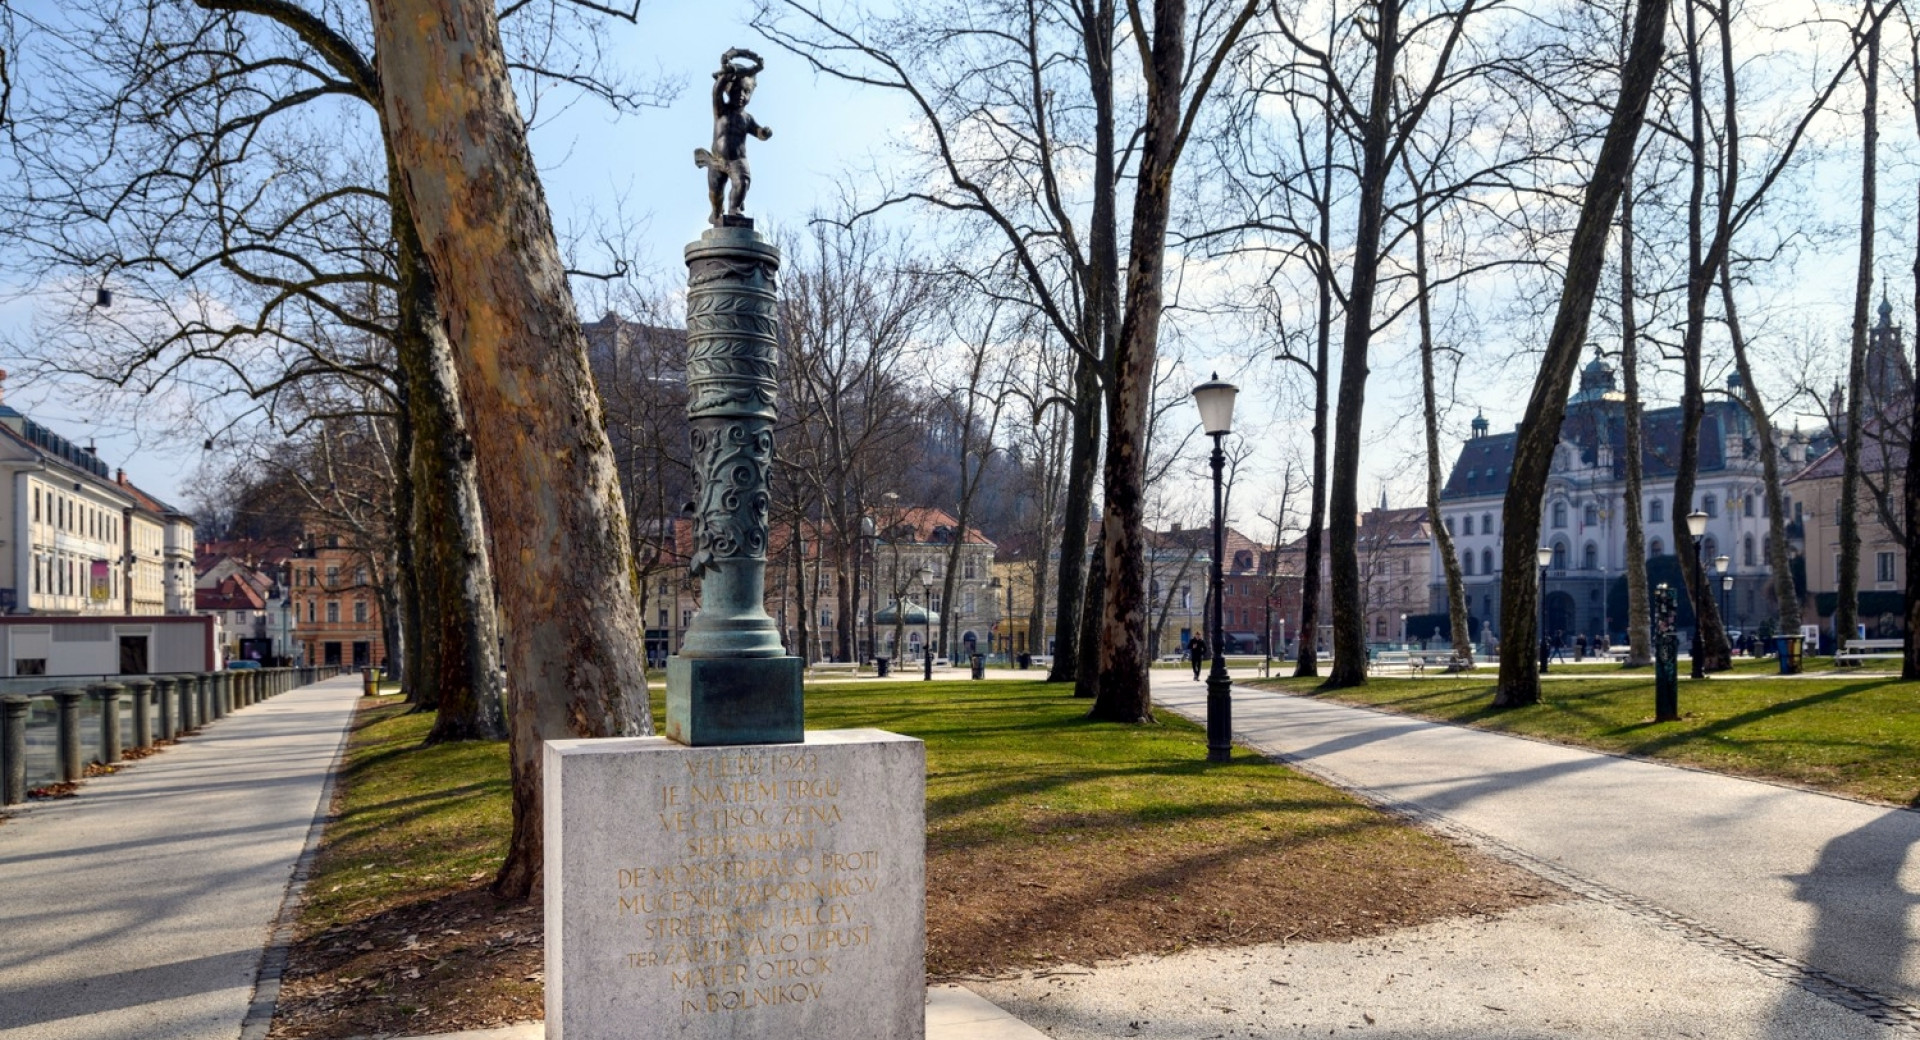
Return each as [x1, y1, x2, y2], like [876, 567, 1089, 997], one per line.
[1411, 649, 1474, 672]
[1371, 651, 1423, 675]
[807, 661, 860, 675]
[1836, 638, 1904, 665]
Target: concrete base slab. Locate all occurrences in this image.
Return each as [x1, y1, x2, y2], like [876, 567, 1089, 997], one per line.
[388, 986, 1047, 1040]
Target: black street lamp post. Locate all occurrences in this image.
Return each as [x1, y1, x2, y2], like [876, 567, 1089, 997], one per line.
[1687, 510, 1708, 678]
[919, 568, 934, 681]
[1536, 546, 1553, 674]
[1193, 374, 1239, 764]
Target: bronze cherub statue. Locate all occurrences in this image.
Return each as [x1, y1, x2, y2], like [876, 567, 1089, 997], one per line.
[694, 48, 772, 227]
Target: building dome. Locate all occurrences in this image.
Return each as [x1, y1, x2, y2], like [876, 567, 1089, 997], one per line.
[1578, 353, 1616, 393]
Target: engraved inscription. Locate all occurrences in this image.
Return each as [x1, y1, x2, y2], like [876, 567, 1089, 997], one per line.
[613, 750, 882, 1016]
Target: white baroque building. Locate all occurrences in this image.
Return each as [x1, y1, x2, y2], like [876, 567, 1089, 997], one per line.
[1430, 352, 1815, 642]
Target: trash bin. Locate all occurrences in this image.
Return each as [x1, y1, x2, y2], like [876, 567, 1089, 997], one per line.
[1775, 634, 1803, 675]
[361, 667, 378, 698]
[970, 653, 986, 680]
[1018, 653, 1031, 670]
[875, 656, 890, 678]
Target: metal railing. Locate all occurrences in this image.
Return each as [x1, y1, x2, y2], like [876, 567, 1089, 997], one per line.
[0, 665, 347, 805]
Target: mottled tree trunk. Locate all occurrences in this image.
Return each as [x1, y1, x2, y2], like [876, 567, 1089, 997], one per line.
[1493, 0, 1670, 706]
[368, 0, 650, 901]
[1618, 187, 1654, 668]
[1050, 363, 1101, 685]
[1839, 11, 1880, 652]
[1718, 260, 1800, 648]
[1411, 197, 1470, 662]
[1324, 0, 1402, 690]
[390, 195, 507, 742]
[1908, 179, 1920, 679]
[1087, 0, 1196, 723]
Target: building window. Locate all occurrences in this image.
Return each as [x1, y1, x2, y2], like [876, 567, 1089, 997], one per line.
[1462, 551, 1474, 577]
[1552, 502, 1567, 528]
[1552, 542, 1568, 571]
[1482, 549, 1494, 574]
[354, 601, 368, 623]
[1878, 552, 1897, 583]
[1650, 499, 1664, 523]
[1744, 495, 1755, 518]
[1445, 516, 1454, 534]
[962, 591, 976, 614]
[1375, 617, 1386, 637]
[1704, 494, 1718, 518]
[963, 557, 977, 580]
[1462, 515, 1473, 536]
[1482, 512, 1493, 534]
[355, 567, 367, 586]
[308, 602, 316, 623]
[327, 601, 339, 623]
[325, 566, 338, 587]
[820, 608, 833, 628]
[1744, 534, 1756, 568]
[1650, 538, 1664, 557]
[1583, 543, 1598, 570]
[1583, 504, 1597, 526]
[32, 488, 39, 523]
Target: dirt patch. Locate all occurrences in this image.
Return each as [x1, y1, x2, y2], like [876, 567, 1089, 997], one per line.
[928, 824, 1556, 978]
[269, 887, 543, 1039]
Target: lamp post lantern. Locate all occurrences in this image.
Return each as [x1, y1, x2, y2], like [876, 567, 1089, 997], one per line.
[1400, 612, 1408, 647]
[1536, 546, 1553, 674]
[1193, 373, 1238, 763]
[1687, 510, 1708, 678]
[919, 567, 934, 680]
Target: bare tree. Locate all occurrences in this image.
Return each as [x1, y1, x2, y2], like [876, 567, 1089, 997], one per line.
[368, 0, 652, 899]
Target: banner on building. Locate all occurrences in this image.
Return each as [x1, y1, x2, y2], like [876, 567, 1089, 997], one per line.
[90, 559, 111, 602]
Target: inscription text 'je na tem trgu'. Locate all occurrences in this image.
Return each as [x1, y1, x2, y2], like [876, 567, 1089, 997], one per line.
[611, 750, 881, 1016]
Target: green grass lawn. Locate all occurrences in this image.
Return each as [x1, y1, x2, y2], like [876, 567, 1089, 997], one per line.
[297, 680, 1536, 990]
[1251, 668, 1920, 805]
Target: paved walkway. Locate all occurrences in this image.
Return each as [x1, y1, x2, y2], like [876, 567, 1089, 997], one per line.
[0, 674, 363, 1040]
[1152, 671, 1920, 1026]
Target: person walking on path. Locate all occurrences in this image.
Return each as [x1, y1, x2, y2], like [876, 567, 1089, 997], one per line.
[1188, 636, 1208, 680]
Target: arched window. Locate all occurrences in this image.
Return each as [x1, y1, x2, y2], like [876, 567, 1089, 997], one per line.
[1650, 538, 1665, 557]
[1743, 534, 1756, 567]
[1552, 541, 1569, 571]
[1703, 536, 1718, 561]
[1463, 515, 1474, 536]
[1462, 551, 1474, 576]
[1482, 549, 1494, 574]
[1583, 543, 1598, 570]
[1744, 495, 1756, 518]
[1482, 512, 1493, 533]
[1552, 502, 1567, 528]
[1650, 499, 1664, 523]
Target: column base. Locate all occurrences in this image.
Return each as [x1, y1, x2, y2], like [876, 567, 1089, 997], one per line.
[665, 655, 804, 746]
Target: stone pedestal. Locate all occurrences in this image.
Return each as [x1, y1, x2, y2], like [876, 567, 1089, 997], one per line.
[545, 730, 925, 1039]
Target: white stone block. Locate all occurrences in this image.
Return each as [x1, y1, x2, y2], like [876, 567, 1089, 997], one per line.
[545, 729, 926, 1039]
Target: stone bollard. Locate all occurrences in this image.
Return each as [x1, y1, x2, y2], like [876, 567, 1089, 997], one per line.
[194, 674, 211, 729]
[3, 695, 29, 805]
[53, 688, 85, 783]
[154, 677, 176, 740]
[129, 680, 154, 749]
[90, 682, 125, 764]
[212, 673, 229, 720]
[234, 671, 248, 708]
